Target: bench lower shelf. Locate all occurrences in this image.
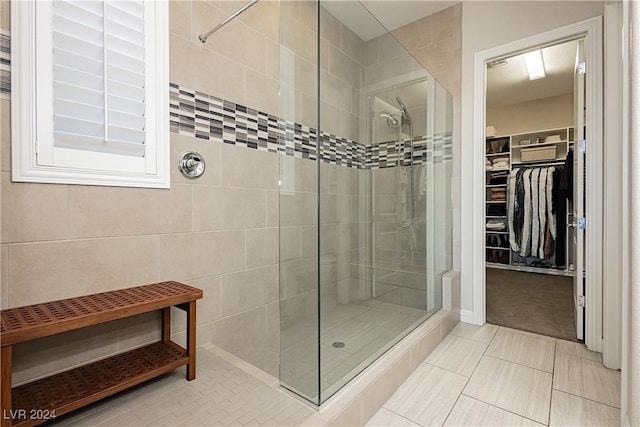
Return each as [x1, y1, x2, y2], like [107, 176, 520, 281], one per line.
[10, 341, 188, 427]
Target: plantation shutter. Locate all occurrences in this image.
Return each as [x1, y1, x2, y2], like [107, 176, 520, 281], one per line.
[51, 0, 146, 157]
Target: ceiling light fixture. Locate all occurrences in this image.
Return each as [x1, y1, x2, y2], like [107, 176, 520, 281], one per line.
[523, 50, 545, 80]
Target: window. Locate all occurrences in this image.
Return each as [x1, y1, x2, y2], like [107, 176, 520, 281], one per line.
[12, 0, 169, 188]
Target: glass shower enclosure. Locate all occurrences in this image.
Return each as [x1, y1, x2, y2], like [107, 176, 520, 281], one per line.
[278, 0, 453, 405]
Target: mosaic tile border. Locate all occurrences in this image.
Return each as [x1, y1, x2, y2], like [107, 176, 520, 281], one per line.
[1, 30, 10, 97]
[170, 83, 451, 169]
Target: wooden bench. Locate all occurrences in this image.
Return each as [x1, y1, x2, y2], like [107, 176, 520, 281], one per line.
[0, 281, 203, 427]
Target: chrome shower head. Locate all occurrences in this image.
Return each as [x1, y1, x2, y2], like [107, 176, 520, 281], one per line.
[395, 96, 411, 124]
[380, 113, 401, 128]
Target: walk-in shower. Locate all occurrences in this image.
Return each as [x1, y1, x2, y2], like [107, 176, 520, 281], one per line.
[277, 0, 453, 406]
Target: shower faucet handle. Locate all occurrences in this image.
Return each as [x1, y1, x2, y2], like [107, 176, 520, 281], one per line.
[178, 151, 206, 179]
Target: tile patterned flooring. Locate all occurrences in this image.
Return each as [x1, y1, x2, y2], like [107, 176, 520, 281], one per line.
[50, 322, 620, 426]
[367, 323, 621, 427]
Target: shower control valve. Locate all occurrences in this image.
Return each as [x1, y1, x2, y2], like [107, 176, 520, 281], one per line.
[178, 151, 206, 179]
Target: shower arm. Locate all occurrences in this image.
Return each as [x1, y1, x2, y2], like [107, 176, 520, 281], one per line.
[198, 0, 260, 43]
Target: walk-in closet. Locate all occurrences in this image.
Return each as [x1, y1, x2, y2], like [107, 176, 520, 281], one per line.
[484, 39, 585, 342]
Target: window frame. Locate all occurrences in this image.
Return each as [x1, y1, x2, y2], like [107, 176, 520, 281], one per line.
[11, 0, 170, 188]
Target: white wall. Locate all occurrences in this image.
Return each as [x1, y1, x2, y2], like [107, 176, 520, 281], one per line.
[460, 1, 605, 319]
[624, 2, 639, 424]
[486, 93, 573, 136]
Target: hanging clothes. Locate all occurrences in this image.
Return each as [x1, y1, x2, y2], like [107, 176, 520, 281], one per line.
[537, 168, 548, 258]
[508, 165, 565, 264]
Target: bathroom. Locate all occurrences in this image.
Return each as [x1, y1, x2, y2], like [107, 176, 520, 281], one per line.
[0, 1, 638, 426]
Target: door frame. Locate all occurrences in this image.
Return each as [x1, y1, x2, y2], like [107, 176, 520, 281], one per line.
[471, 17, 603, 352]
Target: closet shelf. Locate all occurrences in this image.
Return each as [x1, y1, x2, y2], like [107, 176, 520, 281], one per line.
[486, 246, 510, 250]
[485, 152, 510, 157]
[486, 184, 507, 188]
[511, 140, 567, 148]
[485, 201, 507, 204]
[486, 215, 507, 219]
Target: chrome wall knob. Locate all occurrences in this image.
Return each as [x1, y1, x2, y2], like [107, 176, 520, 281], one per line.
[178, 151, 205, 179]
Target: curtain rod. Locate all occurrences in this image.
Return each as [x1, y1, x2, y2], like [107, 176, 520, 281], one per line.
[199, 0, 260, 43]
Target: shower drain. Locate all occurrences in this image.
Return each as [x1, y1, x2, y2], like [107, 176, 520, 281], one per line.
[332, 341, 346, 348]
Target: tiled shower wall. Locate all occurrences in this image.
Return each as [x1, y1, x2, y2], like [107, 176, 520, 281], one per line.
[0, 0, 457, 385]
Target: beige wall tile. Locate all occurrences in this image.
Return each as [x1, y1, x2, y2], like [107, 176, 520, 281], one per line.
[245, 69, 279, 115]
[170, 33, 246, 106]
[320, 101, 341, 137]
[193, 2, 266, 74]
[12, 322, 120, 385]
[67, 184, 192, 239]
[281, 18, 316, 64]
[328, 45, 362, 88]
[220, 140, 278, 190]
[169, 0, 191, 39]
[191, 231, 246, 278]
[265, 39, 280, 80]
[321, 71, 352, 110]
[280, 192, 316, 227]
[208, 306, 276, 375]
[189, 275, 222, 326]
[228, 0, 279, 42]
[0, 0, 9, 31]
[115, 312, 161, 351]
[282, 257, 317, 298]
[170, 133, 221, 186]
[220, 265, 278, 317]
[392, 16, 433, 53]
[1, 173, 69, 244]
[192, 186, 266, 231]
[245, 227, 278, 269]
[7, 236, 161, 307]
[320, 7, 341, 48]
[364, 39, 378, 67]
[156, 233, 204, 282]
[266, 190, 279, 227]
[280, 226, 301, 262]
[1, 98, 10, 172]
[340, 24, 364, 65]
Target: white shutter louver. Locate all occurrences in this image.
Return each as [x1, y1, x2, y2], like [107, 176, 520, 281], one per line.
[12, 0, 168, 188]
[52, 0, 146, 157]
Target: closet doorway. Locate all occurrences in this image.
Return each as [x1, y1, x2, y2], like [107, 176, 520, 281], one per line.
[483, 39, 586, 342]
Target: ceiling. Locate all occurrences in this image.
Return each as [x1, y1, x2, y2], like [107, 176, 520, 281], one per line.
[486, 40, 578, 107]
[322, 1, 459, 41]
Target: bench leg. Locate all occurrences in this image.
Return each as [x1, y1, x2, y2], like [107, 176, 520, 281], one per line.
[1, 345, 12, 427]
[186, 301, 196, 381]
[162, 307, 171, 343]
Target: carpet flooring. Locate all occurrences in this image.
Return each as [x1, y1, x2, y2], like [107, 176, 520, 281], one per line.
[486, 267, 577, 342]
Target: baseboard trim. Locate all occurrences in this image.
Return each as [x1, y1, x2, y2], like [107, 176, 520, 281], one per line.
[460, 309, 475, 324]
